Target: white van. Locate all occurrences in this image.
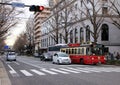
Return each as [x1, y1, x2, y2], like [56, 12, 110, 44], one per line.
[6, 51, 16, 61]
[52, 52, 71, 64]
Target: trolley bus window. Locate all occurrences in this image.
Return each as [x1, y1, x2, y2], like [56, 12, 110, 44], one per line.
[69, 49, 71, 54]
[61, 49, 65, 53]
[82, 48, 84, 54]
[66, 49, 69, 54]
[86, 48, 91, 55]
[72, 49, 74, 54]
[78, 48, 80, 54]
[75, 49, 77, 54]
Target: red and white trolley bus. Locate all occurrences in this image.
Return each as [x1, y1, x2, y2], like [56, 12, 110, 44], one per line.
[60, 43, 107, 65]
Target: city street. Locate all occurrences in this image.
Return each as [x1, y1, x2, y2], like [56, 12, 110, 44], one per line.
[1, 55, 120, 85]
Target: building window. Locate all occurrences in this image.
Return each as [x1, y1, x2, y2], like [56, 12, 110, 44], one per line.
[59, 33, 62, 43]
[86, 25, 90, 42]
[49, 37, 50, 46]
[70, 30, 73, 43]
[80, 27, 84, 42]
[75, 28, 78, 43]
[87, 0, 90, 4]
[75, 3, 78, 10]
[101, 24, 109, 41]
[102, 0, 107, 2]
[81, 0, 83, 7]
[102, 7, 108, 15]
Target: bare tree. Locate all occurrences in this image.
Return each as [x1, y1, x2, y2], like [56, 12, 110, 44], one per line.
[46, 0, 77, 44]
[58, 0, 77, 44]
[0, 40, 5, 51]
[108, 0, 120, 29]
[26, 16, 34, 54]
[47, 7, 61, 44]
[77, 0, 105, 44]
[0, 0, 23, 42]
[13, 33, 28, 54]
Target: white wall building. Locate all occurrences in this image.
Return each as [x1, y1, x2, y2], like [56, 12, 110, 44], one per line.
[40, 0, 120, 54]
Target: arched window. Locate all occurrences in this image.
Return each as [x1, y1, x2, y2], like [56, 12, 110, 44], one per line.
[75, 28, 78, 43]
[80, 27, 84, 42]
[70, 30, 73, 43]
[101, 24, 109, 41]
[86, 25, 90, 42]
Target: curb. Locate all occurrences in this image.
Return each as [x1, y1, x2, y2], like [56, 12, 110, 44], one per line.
[0, 60, 11, 85]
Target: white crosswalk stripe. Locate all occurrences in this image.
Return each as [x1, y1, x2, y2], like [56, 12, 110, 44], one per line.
[59, 68, 80, 73]
[82, 67, 102, 72]
[31, 69, 46, 75]
[40, 68, 58, 74]
[9, 67, 120, 77]
[73, 67, 91, 73]
[50, 68, 69, 74]
[20, 70, 33, 76]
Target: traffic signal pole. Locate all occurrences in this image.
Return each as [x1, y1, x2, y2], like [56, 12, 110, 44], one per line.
[0, 2, 44, 12]
[0, 2, 31, 7]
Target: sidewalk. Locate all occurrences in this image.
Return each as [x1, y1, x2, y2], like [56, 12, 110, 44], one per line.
[0, 57, 11, 85]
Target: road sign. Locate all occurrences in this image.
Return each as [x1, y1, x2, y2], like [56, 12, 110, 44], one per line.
[4, 45, 9, 49]
[11, 2, 25, 8]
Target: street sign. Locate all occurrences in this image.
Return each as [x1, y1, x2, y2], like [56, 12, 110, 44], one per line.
[11, 2, 25, 8]
[4, 45, 9, 49]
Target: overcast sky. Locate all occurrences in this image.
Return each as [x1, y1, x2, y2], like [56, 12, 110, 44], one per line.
[5, 0, 49, 46]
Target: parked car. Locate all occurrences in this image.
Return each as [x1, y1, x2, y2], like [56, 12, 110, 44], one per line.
[6, 51, 16, 61]
[52, 52, 71, 64]
[40, 53, 52, 61]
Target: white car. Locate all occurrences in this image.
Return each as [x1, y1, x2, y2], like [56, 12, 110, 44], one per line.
[6, 51, 16, 61]
[52, 52, 71, 64]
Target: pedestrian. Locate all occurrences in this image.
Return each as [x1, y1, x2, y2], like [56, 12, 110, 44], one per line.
[116, 52, 120, 60]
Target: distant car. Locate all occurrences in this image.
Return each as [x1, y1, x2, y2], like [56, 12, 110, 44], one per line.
[52, 52, 71, 64]
[6, 51, 16, 61]
[40, 53, 52, 61]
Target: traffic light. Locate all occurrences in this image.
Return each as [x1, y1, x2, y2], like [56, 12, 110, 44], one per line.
[29, 5, 44, 12]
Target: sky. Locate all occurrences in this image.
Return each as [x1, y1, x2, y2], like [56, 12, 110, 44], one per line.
[5, 0, 49, 46]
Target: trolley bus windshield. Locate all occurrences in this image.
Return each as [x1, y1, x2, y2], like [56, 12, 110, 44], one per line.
[90, 47, 103, 55]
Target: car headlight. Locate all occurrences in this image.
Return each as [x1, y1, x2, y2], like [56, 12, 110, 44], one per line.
[92, 57, 94, 60]
[104, 57, 107, 60]
[98, 57, 100, 60]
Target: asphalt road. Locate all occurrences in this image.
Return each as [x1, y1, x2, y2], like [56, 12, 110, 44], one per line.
[2, 55, 120, 85]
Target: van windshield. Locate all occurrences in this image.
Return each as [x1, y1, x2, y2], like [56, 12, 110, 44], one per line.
[8, 52, 15, 55]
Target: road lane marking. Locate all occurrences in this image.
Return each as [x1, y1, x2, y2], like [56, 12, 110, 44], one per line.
[18, 60, 44, 69]
[98, 67, 120, 72]
[59, 68, 80, 73]
[8, 64, 17, 74]
[75, 67, 92, 73]
[31, 69, 46, 75]
[40, 68, 58, 75]
[83, 67, 102, 72]
[20, 70, 33, 76]
[13, 62, 20, 65]
[50, 68, 69, 74]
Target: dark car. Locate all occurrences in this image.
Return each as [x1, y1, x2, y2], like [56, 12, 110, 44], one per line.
[40, 53, 52, 61]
